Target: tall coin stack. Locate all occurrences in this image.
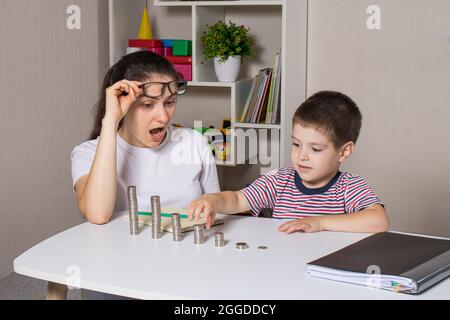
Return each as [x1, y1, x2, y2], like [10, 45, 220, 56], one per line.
[171, 213, 183, 242]
[127, 186, 139, 235]
[193, 224, 205, 244]
[151, 195, 162, 239]
[214, 232, 225, 247]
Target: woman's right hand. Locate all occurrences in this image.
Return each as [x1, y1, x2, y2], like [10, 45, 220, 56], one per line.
[104, 80, 142, 123]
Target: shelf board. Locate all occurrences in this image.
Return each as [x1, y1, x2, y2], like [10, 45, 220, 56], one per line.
[215, 159, 237, 166]
[155, 0, 284, 7]
[233, 122, 281, 129]
[187, 81, 235, 88]
[187, 80, 252, 88]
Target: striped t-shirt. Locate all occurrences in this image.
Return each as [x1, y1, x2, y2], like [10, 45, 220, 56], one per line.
[241, 167, 382, 218]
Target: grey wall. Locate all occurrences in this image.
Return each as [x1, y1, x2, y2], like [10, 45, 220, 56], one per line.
[307, 0, 450, 237]
[0, 0, 109, 277]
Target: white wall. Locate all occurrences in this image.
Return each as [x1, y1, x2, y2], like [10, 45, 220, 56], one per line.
[307, 0, 450, 237]
[0, 0, 110, 277]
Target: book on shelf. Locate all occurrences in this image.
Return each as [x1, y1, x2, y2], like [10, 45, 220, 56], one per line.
[241, 72, 262, 123]
[265, 51, 281, 124]
[239, 77, 258, 123]
[239, 51, 282, 125]
[307, 232, 450, 294]
[271, 51, 282, 124]
[249, 68, 269, 123]
[254, 68, 272, 123]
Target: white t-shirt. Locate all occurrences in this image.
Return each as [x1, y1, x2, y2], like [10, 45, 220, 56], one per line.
[71, 126, 220, 212]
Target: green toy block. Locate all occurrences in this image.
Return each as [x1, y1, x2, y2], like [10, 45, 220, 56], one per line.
[173, 40, 192, 56]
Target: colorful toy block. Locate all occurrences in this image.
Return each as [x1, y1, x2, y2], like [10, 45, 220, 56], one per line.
[163, 47, 173, 57]
[165, 56, 192, 64]
[174, 63, 192, 81]
[162, 39, 174, 48]
[147, 47, 164, 56]
[172, 40, 192, 56]
[128, 39, 162, 48]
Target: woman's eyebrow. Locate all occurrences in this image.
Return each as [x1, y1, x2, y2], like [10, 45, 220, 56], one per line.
[140, 96, 177, 103]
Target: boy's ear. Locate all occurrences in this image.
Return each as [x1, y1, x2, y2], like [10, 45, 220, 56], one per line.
[338, 141, 355, 163]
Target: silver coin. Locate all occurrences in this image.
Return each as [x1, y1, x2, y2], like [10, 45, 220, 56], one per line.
[258, 246, 268, 250]
[236, 242, 249, 250]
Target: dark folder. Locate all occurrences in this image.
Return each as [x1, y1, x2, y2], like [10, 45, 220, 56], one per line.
[307, 232, 450, 294]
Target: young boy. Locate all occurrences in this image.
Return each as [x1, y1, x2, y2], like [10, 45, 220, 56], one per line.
[189, 91, 389, 234]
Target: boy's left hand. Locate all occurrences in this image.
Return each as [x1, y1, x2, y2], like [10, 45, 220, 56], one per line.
[277, 217, 324, 234]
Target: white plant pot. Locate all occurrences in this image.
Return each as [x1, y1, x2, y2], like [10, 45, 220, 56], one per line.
[214, 56, 241, 82]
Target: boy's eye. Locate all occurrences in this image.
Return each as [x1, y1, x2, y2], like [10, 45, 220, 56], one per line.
[165, 100, 176, 107]
[292, 142, 299, 147]
[312, 148, 322, 152]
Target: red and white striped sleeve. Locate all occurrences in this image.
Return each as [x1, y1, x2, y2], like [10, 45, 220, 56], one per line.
[344, 174, 383, 213]
[241, 169, 278, 216]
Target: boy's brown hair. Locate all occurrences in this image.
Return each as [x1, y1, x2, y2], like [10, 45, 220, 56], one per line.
[293, 91, 362, 148]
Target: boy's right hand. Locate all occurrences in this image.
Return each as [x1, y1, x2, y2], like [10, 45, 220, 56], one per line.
[104, 80, 142, 124]
[188, 195, 217, 230]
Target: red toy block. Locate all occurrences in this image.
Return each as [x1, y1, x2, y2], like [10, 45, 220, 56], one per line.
[166, 56, 192, 64]
[147, 47, 164, 56]
[163, 47, 173, 57]
[174, 64, 192, 81]
[128, 39, 162, 48]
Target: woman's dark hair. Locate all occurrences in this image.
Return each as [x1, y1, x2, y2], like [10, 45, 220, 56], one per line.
[293, 91, 362, 148]
[89, 51, 180, 140]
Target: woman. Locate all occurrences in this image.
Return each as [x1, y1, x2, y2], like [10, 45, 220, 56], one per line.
[71, 51, 220, 224]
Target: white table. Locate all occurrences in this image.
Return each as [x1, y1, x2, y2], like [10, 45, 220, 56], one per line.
[13, 212, 450, 300]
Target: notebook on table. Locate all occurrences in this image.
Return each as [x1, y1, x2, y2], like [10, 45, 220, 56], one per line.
[125, 207, 224, 233]
[307, 232, 450, 294]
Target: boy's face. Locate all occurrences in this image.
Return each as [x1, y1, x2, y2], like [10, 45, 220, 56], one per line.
[291, 123, 353, 189]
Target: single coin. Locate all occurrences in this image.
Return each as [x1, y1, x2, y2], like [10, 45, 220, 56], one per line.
[236, 242, 249, 250]
[258, 246, 268, 250]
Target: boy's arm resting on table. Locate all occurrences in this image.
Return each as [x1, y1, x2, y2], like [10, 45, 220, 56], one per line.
[278, 204, 389, 234]
[189, 191, 251, 229]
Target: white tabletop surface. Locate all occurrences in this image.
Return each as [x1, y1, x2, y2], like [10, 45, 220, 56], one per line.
[13, 212, 450, 300]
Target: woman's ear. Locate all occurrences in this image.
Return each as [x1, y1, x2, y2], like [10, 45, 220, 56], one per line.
[338, 141, 355, 163]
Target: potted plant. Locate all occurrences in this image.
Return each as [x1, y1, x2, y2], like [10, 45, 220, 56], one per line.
[201, 20, 255, 82]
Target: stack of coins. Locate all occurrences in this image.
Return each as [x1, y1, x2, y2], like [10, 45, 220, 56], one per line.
[193, 224, 205, 244]
[151, 195, 162, 239]
[214, 232, 225, 247]
[171, 213, 183, 242]
[127, 186, 139, 235]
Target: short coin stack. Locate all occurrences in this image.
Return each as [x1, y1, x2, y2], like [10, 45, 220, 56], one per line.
[151, 195, 162, 239]
[236, 242, 249, 251]
[214, 232, 225, 247]
[127, 186, 139, 235]
[193, 224, 205, 244]
[171, 213, 183, 242]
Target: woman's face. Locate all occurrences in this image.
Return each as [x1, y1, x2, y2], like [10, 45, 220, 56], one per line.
[120, 73, 177, 148]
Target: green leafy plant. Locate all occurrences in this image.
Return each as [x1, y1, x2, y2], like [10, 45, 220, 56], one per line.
[201, 20, 255, 62]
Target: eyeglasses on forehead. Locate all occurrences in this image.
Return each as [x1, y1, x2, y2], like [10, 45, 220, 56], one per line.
[139, 80, 187, 98]
[121, 80, 187, 98]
